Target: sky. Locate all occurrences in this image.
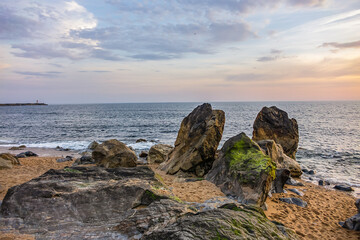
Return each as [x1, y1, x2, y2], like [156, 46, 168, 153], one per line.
[0, 0, 359, 104]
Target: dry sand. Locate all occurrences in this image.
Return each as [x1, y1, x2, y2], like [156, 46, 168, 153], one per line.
[0, 158, 359, 240]
[265, 181, 360, 240]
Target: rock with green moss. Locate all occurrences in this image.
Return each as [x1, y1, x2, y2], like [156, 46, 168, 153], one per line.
[143, 203, 298, 240]
[206, 132, 276, 206]
[257, 140, 302, 177]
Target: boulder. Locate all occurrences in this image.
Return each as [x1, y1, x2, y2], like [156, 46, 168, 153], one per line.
[257, 140, 302, 177]
[92, 139, 137, 168]
[9, 145, 26, 150]
[206, 132, 276, 206]
[334, 185, 354, 192]
[16, 151, 38, 158]
[0, 153, 20, 165]
[0, 166, 170, 239]
[253, 106, 299, 159]
[136, 138, 147, 143]
[272, 169, 290, 193]
[341, 199, 360, 231]
[279, 197, 307, 207]
[87, 141, 99, 150]
[0, 157, 13, 169]
[143, 204, 298, 240]
[318, 179, 330, 186]
[147, 144, 173, 164]
[160, 103, 225, 177]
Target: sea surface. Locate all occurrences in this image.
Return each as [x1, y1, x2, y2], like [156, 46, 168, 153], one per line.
[0, 102, 359, 191]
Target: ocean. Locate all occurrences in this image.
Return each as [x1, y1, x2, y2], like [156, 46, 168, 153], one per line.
[0, 101, 359, 191]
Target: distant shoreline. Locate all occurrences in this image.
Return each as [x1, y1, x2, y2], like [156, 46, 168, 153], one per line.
[0, 103, 47, 106]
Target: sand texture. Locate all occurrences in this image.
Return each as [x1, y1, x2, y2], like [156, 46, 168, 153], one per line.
[266, 181, 359, 240]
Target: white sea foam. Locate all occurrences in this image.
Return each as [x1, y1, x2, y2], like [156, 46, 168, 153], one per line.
[127, 141, 158, 150]
[0, 141, 91, 151]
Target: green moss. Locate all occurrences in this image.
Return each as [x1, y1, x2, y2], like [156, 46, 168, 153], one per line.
[154, 173, 164, 184]
[144, 190, 162, 200]
[226, 139, 276, 182]
[64, 168, 82, 174]
[170, 195, 183, 203]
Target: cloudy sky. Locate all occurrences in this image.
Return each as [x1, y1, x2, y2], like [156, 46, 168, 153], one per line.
[0, 0, 359, 103]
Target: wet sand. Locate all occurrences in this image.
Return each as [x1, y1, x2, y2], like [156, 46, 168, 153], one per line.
[0, 157, 359, 240]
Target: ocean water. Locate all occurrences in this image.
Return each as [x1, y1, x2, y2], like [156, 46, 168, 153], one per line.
[0, 102, 359, 190]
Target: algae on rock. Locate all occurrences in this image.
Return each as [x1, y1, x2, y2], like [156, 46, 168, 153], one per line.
[206, 132, 276, 206]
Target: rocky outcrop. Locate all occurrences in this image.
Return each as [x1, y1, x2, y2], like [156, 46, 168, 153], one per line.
[0, 165, 297, 239]
[147, 144, 173, 164]
[143, 203, 298, 240]
[206, 133, 276, 206]
[9, 145, 26, 150]
[257, 140, 302, 177]
[0, 153, 20, 169]
[160, 103, 225, 177]
[341, 199, 360, 231]
[253, 106, 299, 159]
[0, 166, 170, 239]
[92, 139, 137, 168]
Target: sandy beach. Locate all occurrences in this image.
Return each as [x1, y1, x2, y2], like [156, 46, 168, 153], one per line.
[0, 155, 359, 240]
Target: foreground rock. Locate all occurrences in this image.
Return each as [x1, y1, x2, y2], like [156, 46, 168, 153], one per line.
[161, 103, 225, 177]
[0, 166, 297, 239]
[147, 144, 173, 164]
[341, 199, 360, 231]
[143, 203, 298, 240]
[253, 106, 299, 159]
[334, 184, 354, 192]
[92, 139, 137, 168]
[0, 166, 167, 238]
[206, 133, 276, 206]
[257, 140, 302, 177]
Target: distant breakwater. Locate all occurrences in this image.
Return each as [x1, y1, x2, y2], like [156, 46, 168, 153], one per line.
[0, 103, 47, 106]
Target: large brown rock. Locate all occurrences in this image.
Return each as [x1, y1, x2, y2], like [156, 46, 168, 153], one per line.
[92, 139, 137, 168]
[253, 106, 299, 159]
[206, 133, 276, 206]
[147, 144, 173, 164]
[160, 103, 225, 177]
[0, 153, 20, 169]
[257, 140, 302, 177]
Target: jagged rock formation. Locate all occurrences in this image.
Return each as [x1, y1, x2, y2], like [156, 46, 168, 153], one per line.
[257, 140, 302, 177]
[143, 203, 298, 240]
[147, 144, 173, 164]
[160, 103, 225, 177]
[0, 166, 297, 239]
[206, 133, 276, 206]
[92, 139, 137, 168]
[253, 106, 299, 159]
